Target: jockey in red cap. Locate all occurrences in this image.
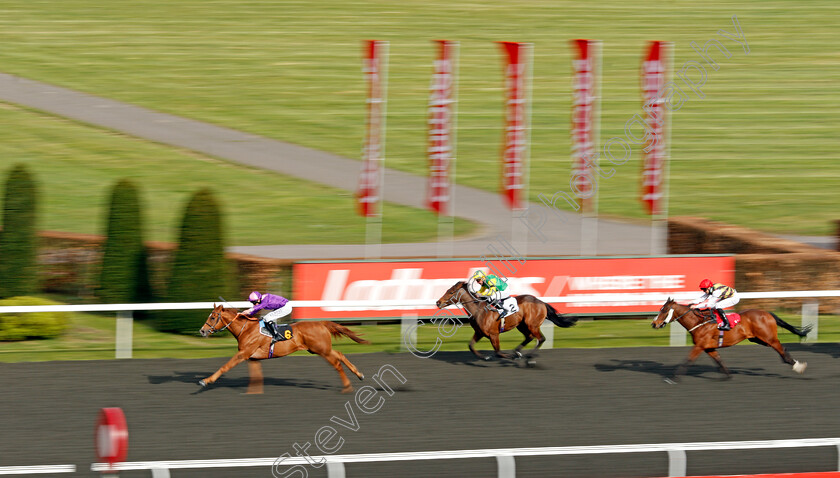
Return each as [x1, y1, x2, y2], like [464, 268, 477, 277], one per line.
[689, 279, 739, 330]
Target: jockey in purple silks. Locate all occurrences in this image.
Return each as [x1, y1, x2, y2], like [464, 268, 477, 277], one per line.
[242, 291, 293, 341]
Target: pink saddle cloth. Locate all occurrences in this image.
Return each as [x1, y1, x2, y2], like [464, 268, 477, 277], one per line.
[713, 311, 741, 328]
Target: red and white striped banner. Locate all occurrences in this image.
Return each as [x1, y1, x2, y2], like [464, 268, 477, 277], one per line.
[640, 41, 669, 216]
[427, 40, 458, 216]
[499, 41, 531, 211]
[357, 40, 389, 217]
[570, 39, 600, 212]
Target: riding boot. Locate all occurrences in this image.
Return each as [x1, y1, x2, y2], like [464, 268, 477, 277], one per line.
[716, 309, 731, 331]
[264, 320, 280, 341]
[497, 310, 507, 333]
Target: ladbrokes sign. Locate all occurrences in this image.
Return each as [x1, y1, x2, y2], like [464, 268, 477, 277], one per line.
[292, 256, 734, 319]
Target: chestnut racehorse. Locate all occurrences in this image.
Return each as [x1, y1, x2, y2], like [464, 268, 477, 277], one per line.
[435, 281, 576, 362]
[651, 298, 811, 382]
[199, 305, 369, 393]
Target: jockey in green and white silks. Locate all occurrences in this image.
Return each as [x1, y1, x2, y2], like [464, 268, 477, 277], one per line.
[470, 271, 519, 331]
[689, 279, 739, 331]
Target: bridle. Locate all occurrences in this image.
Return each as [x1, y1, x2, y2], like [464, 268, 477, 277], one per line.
[203, 308, 253, 336]
[660, 303, 714, 332]
[442, 283, 483, 308]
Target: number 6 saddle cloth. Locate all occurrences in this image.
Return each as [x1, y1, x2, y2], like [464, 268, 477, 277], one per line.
[258, 320, 294, 341]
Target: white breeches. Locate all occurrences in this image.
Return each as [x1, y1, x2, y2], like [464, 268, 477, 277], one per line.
[702, 294, 740, 310]
[263, 303, 293, 322]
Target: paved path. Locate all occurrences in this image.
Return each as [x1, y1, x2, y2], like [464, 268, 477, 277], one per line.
[0, 72, 665, 259]
[0, 344, 837, 477]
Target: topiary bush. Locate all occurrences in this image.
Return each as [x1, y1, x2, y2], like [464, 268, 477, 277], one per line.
[0, 296, 68, 341]
[0, 163, 39, 298]
[150, 188, 233, 334]
[98, 179, 152, 305]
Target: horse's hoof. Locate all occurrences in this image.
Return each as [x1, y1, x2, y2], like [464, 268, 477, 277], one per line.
[198, 380, 207, 387]
[358, 373, 365, 381]
[483, 355, 492, 361]
[514, 351, 524, 359]
[341, 386, 354, 394]
[664, 378, 678, 385]
[526, 359, 537, 368]
[793, 361, 807, 374]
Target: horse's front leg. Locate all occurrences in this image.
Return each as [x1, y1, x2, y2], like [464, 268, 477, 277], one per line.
[705, 349, 732, 379]
[489, 333, 511, 359]
[468, 332, 488, 361]
[199, 350, 249, 388]
[669, 346, 704, 383]
[247, 359, 264, 394]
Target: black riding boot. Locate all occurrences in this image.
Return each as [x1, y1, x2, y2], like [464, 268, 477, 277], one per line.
[264, 320, 280, 341]
[716, 309, 731, 331]
[497, 309, 508, 332]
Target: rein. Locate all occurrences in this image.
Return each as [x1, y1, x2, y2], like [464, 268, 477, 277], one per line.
[665, 306, 715, 333]
[204, 309, 256, 336]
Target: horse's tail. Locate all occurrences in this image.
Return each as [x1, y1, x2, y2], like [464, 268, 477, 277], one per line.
[545, 303, 577, 328]
[324, 321, 371, 344]
[770, 312, 812, 338]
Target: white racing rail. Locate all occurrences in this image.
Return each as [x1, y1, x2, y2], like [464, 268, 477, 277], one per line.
[0, 290, 831, 357]
[87, 437, 840, 477]
[1, 290, 840, 313]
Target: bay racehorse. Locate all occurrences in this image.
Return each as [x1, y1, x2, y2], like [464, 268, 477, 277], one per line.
[651, 298, 811, 382]
[436, 280, 576, 362]
[199, 305, 369, 393]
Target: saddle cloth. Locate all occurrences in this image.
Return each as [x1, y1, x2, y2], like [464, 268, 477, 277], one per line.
[501, 297, 520, 316]
[259, 320, 293, 341]
[711, 310, 741, 328]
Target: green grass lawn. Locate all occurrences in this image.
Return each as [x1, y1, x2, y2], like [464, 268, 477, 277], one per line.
[0, 1, 838, 235]
[0, 311, 832, 362]
[0, 104, 474, 245]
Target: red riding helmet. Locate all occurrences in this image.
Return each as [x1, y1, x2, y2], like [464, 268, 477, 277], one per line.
[248, 291, 262, 303]
[699, 279, 714, 290]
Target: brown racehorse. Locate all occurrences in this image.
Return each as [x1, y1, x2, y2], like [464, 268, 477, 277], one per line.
[651, 298, 811, 382]
[198, 305, 369, 394]
[435, 280, 576, 362]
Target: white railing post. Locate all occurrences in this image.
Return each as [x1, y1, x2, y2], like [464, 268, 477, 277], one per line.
[496, 455, 515, 478]
[326, 461, 346, 478]
[801, 301, 819, 343]
[540, 322, 554, 349]
[667, 449, 686, 476]
[115, 311, 134, 359]
[401, 313, 418, 352]
[669, 322, 686, 347]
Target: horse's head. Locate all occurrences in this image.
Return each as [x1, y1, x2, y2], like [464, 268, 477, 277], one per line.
[436, 281, 468, 308]
[200, 304, 234, 337]
[650, 298, 682, 329]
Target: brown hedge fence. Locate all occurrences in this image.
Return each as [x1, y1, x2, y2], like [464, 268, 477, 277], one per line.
[38, 231, 293, 300]
[668, 217, 840, 313]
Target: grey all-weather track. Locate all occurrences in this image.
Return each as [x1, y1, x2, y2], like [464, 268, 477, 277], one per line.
[2, 343, 839, 477]
[0, 72, 664, 259]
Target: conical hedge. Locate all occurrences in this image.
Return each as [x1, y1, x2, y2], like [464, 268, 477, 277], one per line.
[98, 179, 152, 305]
[0, 164, 39, 298]
[150, 188, 232, 334]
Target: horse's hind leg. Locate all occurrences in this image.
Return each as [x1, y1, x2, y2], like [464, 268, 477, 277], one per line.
[705, 349, 732, 379]
[247, 359, 264, 395]
[513, 323, 533, 358]
[322, 350, 354, 393]
[335, 350, 365, 380]
[768, 338, 807, 373]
